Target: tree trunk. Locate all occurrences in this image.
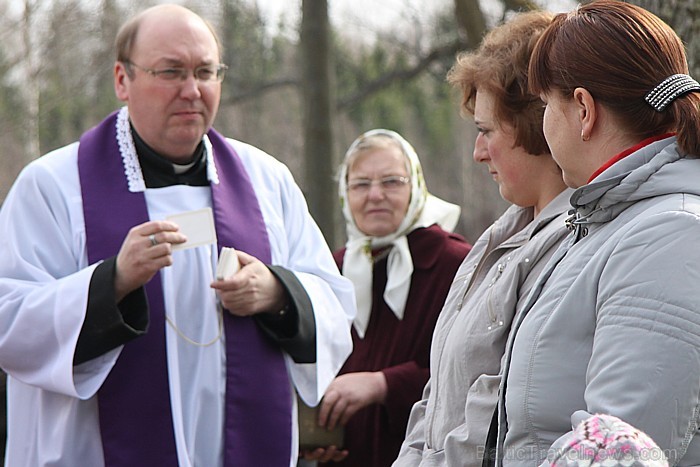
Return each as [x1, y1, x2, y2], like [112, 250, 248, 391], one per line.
[22, 0, 40, 162]
[454, 0, 488, 49]
[300, 0, 338, 246]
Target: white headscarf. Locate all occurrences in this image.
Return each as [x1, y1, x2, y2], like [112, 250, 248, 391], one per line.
[338, 129, 461, 338]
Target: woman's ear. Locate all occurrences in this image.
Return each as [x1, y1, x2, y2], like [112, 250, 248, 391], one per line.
[573, 87, 596, 141]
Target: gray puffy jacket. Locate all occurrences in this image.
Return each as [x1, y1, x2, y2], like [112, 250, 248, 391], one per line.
[496, 136, 700, 466]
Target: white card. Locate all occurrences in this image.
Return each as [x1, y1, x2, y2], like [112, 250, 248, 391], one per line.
[166, 207, 217, 251]
[216, 247, 241, 280]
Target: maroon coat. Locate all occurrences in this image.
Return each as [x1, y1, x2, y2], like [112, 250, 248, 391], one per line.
[328, 224, 471, 467]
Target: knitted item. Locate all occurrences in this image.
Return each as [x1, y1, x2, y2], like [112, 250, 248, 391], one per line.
[548, 414, 668, 467]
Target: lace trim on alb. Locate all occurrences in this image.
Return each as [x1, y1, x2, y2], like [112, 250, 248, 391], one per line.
[203, 134, 219, 185]
[116, 107, 146, 192]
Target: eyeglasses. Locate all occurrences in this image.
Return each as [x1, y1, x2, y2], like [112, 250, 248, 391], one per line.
[124, 61, 228, 85]
[347, 175, 411, 193]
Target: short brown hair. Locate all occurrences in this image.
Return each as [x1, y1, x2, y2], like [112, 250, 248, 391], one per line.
[529, 0, 700, 156]
[115, 12, 140, 64]
[115, 6, 223, 65]
[447, 10, 554, 156]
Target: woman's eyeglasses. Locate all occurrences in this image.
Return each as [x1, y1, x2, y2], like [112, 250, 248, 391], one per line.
[347, 176, 410, 194]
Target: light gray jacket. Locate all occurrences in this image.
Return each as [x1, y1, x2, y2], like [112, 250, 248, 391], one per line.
[496, 136, 700, 466]
[394, 189, 573, 467]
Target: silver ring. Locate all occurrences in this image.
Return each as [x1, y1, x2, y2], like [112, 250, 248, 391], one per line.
[149, 234, 158, 247]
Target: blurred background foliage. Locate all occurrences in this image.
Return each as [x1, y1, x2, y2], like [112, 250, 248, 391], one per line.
[0, 0, 697, 248]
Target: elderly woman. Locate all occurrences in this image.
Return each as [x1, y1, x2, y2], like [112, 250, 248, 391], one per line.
[394, 11, 572, 467]
[303, 129, 471, 467]
[485, 1, 700, 466]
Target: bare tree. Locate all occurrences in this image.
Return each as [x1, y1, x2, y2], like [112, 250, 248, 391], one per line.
[300, 0, 338, 245]
[21, 0, 40, 162]
[454, 0, 488, 49]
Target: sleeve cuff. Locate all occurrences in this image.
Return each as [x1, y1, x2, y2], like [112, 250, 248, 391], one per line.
[74, 257, 149, 365]
[253, 265, 317, 363]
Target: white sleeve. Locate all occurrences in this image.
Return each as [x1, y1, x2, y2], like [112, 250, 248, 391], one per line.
[231, 139, 355, 406]
[275, 176, 355, 406]
[0, 147, 117, 398]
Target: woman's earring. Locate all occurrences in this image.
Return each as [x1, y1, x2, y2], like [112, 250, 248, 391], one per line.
[581, 132, 590, 142]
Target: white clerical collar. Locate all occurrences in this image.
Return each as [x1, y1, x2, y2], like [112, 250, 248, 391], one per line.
[172, 160, 198, 174]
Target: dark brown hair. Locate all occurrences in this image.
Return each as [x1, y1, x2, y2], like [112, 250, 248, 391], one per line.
[529, 0, 700, 155]
[447, 10, 554, 156]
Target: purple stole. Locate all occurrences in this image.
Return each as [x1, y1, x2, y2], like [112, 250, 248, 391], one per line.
[78, 111, 292, 466]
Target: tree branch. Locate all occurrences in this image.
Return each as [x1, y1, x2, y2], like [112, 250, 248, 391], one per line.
[337, 39, 468, 111]
[502, 0, 540, 12]
[223, 78, 299, 105]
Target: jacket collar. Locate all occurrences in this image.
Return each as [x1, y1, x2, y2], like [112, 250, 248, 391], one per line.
[569, 135, 681, 226]
[494, 188, 574, 250]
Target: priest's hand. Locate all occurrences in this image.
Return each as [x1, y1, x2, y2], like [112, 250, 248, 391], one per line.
[317, 372, 388, 430]
[114, 220, 187, 302]
[300, 445, 349, 463]
[211, 250, 287, 316]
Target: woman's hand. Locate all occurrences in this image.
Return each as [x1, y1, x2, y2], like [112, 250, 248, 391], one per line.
[300, 445, 349, 463]
[318, 371, 388, 430]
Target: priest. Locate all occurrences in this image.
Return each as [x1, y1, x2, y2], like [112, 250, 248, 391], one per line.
[0, 4, 355, 466]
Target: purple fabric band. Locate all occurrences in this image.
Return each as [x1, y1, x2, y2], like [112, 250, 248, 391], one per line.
[78, 112, 292, 466]
[207, 129, 294, 467]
